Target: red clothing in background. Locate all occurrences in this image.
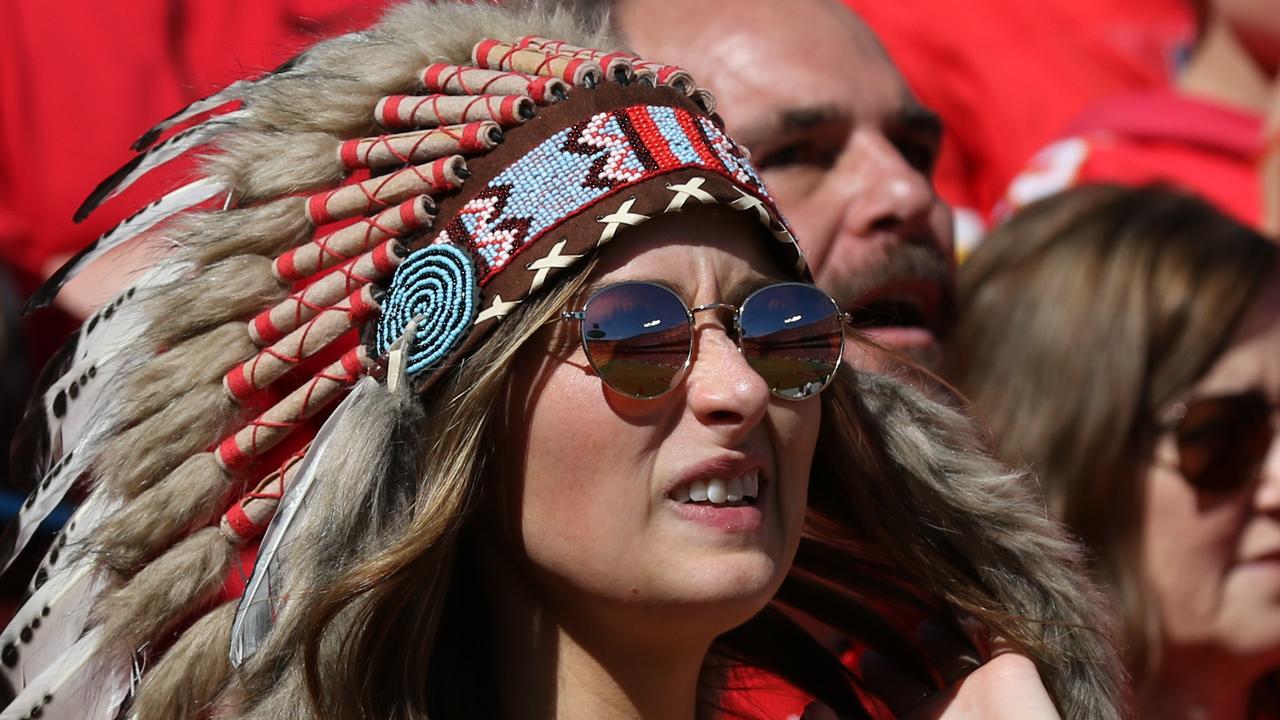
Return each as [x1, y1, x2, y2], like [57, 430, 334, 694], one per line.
[844, 0, 1194, 239]
[0, 0, 387, 287]
[1001, 90, 1265, 228]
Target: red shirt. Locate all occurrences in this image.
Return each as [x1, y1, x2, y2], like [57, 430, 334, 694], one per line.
[0, 0, 387, 286]
[843, 0, 1194, 228]
[1001, 90, 1266, 228]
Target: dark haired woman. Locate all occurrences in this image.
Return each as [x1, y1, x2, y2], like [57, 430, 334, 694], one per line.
[954, 184, 1280, 719]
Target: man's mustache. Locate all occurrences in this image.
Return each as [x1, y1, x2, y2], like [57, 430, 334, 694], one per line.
[825, 241, 954, 324]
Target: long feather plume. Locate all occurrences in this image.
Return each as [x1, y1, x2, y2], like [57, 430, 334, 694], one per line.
[128, 41, 317, 152]
[1, 263, 190, 573]
[6, 337, 76, 495]
[0, 559, 108, 693]
[74, 112, 245, 223]
[0, 491, 123, 697]
[130, 84, 250, 152]
[1, 493, 122, 699]
[29, 178, 224, 312]
[228, 379, 374, 667]
[64, 260, 189, 367]
[10, 261, 186, 488]
[0, 628, 130, 720]
[0, 436, 94, 577]
[25, 491, 121, 596]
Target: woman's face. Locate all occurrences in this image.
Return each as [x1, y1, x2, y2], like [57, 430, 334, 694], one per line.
[1140, 275, 1280, 676]
[492, 205, 819, 640]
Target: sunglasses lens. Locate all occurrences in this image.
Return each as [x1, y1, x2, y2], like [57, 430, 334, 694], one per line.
[580, 283, 692, 399]
[739, 283, 843, 400]
[1175, 392, 1273, 492]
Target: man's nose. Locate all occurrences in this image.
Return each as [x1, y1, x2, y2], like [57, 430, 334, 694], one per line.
[834, 132, 936, 244]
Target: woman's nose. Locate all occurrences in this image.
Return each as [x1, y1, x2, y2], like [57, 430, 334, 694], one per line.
[1254, 428, 1280, 513]
[682, 322, 771, 435]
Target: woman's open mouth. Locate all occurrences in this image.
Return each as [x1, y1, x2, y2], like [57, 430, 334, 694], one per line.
[668, 470, 760, 507]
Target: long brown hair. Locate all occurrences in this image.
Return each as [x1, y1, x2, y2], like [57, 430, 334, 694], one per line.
[950, 183, 1279, 678]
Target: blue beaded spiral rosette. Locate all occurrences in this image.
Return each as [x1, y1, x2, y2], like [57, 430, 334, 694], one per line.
[376, 243, 479, 379]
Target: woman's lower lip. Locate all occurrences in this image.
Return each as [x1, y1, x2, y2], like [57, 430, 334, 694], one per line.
[667, 501, 763, 532]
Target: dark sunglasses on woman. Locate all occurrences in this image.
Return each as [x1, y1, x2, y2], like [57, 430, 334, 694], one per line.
[562, 281, 849, 401]
[1158, 391, 1278, 492]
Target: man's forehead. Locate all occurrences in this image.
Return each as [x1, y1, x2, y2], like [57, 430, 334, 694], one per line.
[712, 59, 933, 148]
[618, 0, 887, 57]
[617, 0, 913, 127]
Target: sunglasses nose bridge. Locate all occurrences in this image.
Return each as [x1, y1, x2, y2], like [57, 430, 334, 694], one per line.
[689, 301, 739, 321]
[689, 301, 742, 339]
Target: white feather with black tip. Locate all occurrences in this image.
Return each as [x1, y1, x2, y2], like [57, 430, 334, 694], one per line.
[2, 493, 122, 696]
[47, 260, 188, 446]
[24, 280, 164, 461]
[128, 33, 368, 152]
[1, 265, 188, 574]
[228, 379, 375, 667]
[0, 627, 130, 720]
[129, 80, 253, 152]
[71, 259, 188, 367]
[73, 111, 245, 224]
[10, 261, 185, 489]
[24, 492, 121, 598]
[0, 559, 108, 693]
[0, 438, 94, 579]
[30, 177, 224, 311]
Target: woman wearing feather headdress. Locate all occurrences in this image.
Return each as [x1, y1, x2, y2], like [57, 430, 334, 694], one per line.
[0, 2, 1125, 719]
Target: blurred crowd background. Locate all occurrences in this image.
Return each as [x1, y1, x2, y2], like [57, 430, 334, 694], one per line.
[2, 0, 1278, 716]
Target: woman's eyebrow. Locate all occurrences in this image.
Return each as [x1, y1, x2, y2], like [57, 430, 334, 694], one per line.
[579, 276, 691, 300]
[578, 274, 782, 304]
[722, 275, 783, 304]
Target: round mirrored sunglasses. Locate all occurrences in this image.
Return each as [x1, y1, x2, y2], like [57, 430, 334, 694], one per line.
[561, 281, 848, 401]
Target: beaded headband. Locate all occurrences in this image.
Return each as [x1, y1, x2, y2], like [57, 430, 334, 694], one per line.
[0, 5, 805, 718]
[375, 84, 803, 389]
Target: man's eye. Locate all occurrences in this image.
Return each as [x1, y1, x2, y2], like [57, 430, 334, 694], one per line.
[894, 139, 938, 175]
[755, 142, 837, 171]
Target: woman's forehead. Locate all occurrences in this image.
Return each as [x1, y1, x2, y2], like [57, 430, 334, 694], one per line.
[587, 205, 792, 296]
[1188, 277, 1280, 399]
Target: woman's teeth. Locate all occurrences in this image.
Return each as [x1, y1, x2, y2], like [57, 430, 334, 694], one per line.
[671, 472, 760, 505]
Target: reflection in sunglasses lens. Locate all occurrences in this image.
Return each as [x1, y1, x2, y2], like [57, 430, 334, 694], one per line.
[582, 283, 691, 399]
[1175, 392, 1273, 492]
[739, 284, 842, 399]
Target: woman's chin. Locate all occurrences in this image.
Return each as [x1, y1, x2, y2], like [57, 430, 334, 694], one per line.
[649, 552, 787, 626]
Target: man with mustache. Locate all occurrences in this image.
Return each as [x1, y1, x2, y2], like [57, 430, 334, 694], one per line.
[616, 3, 1045, 718]
[615, 0, 956, 373]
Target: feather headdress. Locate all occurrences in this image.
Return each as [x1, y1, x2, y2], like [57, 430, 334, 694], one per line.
[0, 2, 804, 717]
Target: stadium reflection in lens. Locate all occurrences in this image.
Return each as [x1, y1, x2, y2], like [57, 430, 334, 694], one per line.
[582, 282, 693, 399]
[739, 283, 843, 400]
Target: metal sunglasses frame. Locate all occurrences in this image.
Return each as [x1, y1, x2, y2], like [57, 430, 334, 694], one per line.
[560, 280, 851, 401]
